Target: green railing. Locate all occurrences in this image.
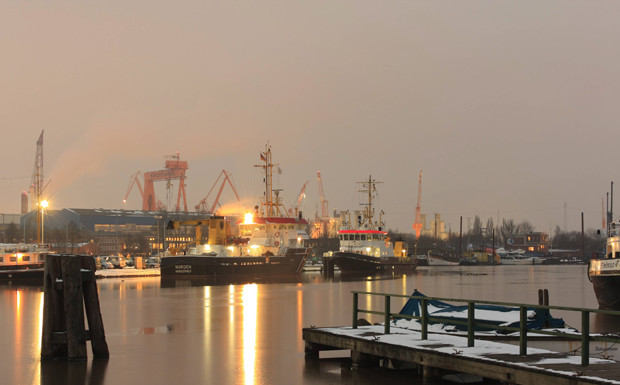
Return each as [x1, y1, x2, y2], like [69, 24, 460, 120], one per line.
[351, 291, 620, 366]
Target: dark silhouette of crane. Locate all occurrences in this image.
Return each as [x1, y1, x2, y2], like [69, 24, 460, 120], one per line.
[195, 170, 241, 213]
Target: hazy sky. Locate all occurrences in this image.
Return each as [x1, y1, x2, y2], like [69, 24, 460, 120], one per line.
[1, 1, 619, 234]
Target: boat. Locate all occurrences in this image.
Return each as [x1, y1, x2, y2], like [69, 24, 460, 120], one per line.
[160, 145, 312, 280]
[0, 243, 50, 281]
[330, 175, 417, 274]
[426, 249, 461, 266]
[588, 220, 620, 310]
[395, 289, 566, 332]
[499, 250, 545, 265]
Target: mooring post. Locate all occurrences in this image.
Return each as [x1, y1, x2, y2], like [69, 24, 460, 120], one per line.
[41, 254, 67, 360]
[41, 254, 109, 362]
[582, 310, 590, 366]
[421, 298, 428, 340]
[352, 292, 358, 329]
[384, 295, 390, 334]
[519, 305, 527, 356]
[467, 301, 474, 347]
[80, 255, 109, 358]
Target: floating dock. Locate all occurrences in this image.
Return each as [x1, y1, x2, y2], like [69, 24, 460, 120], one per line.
[303, 325, 620, 384]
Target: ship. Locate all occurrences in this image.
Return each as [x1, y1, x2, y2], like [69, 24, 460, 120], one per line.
[588, 220, 620, 310]
[0, 243, 50, 281]
[160, 145, 312, 281]
[330, 175, 417, 274]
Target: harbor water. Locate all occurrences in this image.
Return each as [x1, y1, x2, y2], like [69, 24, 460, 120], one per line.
[1, 264, 617, 385]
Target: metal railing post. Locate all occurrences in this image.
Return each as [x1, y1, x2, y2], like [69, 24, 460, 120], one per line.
[582, 310, 590, 366]
[519, 306, 527, 356]
[467, 301, 475, 347]
[352, 292, 358, 329]
[384, 295, 390, 334]
[421, 298, 428, 340]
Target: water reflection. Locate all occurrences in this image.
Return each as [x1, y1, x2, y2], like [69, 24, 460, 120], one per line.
[40, 360, 108, 385]
[242, 284, 257, 385]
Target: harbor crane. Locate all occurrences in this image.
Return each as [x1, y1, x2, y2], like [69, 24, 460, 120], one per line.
[289, 180, 309, 216]
[195, 170, 241, 213]
[412, 170, 423, 239]
[123, 153, 189, 212]
[317, 171, 329, 218]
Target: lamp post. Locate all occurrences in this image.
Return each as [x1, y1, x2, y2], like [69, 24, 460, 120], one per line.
[40, 200, 48, 246]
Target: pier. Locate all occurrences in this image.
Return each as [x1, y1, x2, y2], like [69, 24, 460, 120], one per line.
[303, 291, 620, 384]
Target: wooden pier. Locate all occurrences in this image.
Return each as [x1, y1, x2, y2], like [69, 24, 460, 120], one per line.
[303, 291, 620, 384]
[304, 325, 620, 384]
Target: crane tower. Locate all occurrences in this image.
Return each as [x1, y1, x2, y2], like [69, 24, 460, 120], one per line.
[317, 171, 329, 218]
[412, 170, 423, 239]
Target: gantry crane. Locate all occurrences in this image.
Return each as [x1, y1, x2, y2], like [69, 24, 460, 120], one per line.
[412, 170, 423, 239]
[195, 170, 241, 213]
[123, 153, 189, 212]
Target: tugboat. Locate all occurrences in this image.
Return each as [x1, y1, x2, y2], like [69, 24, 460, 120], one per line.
[589, 219, 620, 310]
[160, 145, 312, 280]
[0, 243, 50, 281]
[330, 176, 417, 274]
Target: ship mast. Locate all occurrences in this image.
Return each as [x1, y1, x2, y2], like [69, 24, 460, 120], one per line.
[255, 144, 285, 217]
[357, 175, 382, 230]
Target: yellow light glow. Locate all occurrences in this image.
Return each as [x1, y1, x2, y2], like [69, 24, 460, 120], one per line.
[244, 212, 254, 224]
[250, 245, 260, 249]
[227, 246, 235, 252]
[242, 284, 257, 385]
[40, 200, 48, 209]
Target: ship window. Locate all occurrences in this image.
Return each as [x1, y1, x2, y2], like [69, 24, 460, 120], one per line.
[360, 234, 367, 241]
[616, 252, 620, 259]
[0, 257, 2, 262]
[10, 257, 16, 262]
[23, 256, 30, 261]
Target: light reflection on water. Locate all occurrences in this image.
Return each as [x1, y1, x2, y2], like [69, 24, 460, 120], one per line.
[0, 265, 615, 385]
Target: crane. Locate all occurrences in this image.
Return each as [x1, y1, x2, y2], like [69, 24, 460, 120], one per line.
[412, 170, 423, 239]
[289, 180, 309, 216]
[124, 153, 189, 212]
[123, 171, 166, 211]
[317, 171, 329, 218]
[195, 170, 241, 213]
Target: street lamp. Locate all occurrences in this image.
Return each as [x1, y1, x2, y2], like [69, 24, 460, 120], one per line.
[40, 200, 48, 246]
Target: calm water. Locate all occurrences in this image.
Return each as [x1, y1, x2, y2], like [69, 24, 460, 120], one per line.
[0, 264, 615, 385]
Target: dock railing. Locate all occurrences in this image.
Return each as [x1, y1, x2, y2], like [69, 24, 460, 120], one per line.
[351, 290, 620, 366]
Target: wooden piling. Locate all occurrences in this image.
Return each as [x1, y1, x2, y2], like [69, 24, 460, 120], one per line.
[41, 254, 109, 361]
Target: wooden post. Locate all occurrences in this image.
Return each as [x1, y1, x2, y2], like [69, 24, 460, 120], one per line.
[421, 298, 428, 340]
[384, 295, 390, 334]
[41, 254, 109, 361]
[519, 305, 527, 356]
[582, 310, 590, 366]
[80, 255, 110, 358]
[352, 292, 358, 329]
[467, 301, 475, 347]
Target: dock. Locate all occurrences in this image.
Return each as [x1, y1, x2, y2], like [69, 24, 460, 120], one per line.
[304, 290, 620, 384]
[304, 325, 620, 384]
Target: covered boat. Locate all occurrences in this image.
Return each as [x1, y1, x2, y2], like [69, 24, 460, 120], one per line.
[394, 289, 565, 332]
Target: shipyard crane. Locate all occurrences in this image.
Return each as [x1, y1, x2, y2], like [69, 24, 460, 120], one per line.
[124, 153, 189, 212]
[317, 171, 329, 218]
[195, 170, 241, 213]
[30, 130, 45, 245]
[123, 171, 166, 211]
[289, 180, 309, 216]
[412, 170, 423, 239]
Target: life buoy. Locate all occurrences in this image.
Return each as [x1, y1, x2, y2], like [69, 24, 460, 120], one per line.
[275, 241, 280, 246]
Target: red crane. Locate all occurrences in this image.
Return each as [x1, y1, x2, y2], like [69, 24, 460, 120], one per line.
[195, 170, 240, 213]
[317, 171, 329, 218]
[412, 170, 423, 239]
[124, 153, 189, 212]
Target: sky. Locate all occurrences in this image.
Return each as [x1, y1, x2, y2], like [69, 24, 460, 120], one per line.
[1, 1, 619, 235]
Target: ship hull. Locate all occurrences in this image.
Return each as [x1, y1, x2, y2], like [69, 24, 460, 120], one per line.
[332, 252, 417, 274]
[160, 247, 310, 279]
[589, 258, 620, 310]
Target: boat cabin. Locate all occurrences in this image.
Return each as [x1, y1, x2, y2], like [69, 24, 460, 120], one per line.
[337, 230, 393, 258]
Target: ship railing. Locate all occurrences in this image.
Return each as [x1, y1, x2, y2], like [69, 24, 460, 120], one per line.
[351, 290, 620, 367]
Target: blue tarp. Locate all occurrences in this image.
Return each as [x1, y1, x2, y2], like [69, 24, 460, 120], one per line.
[397, 289, 565, 332]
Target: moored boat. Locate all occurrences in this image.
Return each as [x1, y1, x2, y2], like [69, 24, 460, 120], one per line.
[331, 175, 417, 274]
[0, 243, 50, 281]
[589, 220, 620, 310]
[160, 145, 312, 281]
